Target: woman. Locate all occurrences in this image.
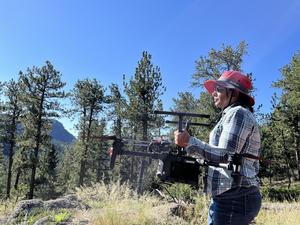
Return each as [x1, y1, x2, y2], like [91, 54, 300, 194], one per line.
[175, 71, 261, 225]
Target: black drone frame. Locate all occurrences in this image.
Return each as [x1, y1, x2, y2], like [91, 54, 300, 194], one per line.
[108, 110, 211, 187]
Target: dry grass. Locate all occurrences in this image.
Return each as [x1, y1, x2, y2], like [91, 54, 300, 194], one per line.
[75, 182, 300, 225]
[2, 181, 300, 225]
[255, 202, 300, 225]
[0, 198, 17, 220]
[75, 181, 188, 225]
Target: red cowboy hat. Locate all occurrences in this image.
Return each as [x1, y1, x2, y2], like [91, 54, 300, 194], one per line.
[204, 71, 255, 106]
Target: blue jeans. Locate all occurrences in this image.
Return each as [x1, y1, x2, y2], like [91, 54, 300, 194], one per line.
[207, 190, 261, 225]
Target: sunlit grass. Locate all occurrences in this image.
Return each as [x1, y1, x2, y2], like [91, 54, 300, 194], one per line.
[75, 182, 300, 225]
[0, 198, 16, 218]
[256, 202, 300, 225]
[2, 181, 300, 225]
[75, 181, 188, 225]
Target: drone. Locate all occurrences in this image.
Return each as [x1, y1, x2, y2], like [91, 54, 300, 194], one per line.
[106, 110, 211, 188]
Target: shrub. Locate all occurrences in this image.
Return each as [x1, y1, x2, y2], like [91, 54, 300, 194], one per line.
[162, 183, 198, 203]
[261, 186, 300, 202]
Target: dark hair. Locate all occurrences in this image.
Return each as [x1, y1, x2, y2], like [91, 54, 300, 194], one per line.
[237, 92, 254, 113]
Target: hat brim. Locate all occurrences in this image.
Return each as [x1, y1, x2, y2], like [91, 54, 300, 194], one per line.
[204, 80, 235, 94]
[203, 80, 255, 106]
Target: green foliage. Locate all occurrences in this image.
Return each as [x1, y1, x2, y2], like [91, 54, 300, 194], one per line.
[122, 51, 166, 193]
[0, 79, 22, 198]
[54, 210, 71, 223]
[12, 208, 71, 225]
[260, 50, 300, 182]
[123, 51, 166, 140]
[191, 41, 248, 87]
[261, 186, 300, 202]
[0, 148, 6, 198]
[57, 144, 80, 192]
[71, 78, 109, 186]
[17, 60, 67, 198]
[108, 83, 126, 138]
[37, 144, 60, 199]
[164, 183, 197, 203]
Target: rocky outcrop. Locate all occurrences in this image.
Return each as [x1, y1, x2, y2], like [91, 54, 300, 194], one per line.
[10, 199, 44, 220]
[8, 194, 89, 224]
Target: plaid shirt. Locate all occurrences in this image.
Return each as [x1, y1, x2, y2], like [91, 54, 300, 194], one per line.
[187, 105, 261, 196]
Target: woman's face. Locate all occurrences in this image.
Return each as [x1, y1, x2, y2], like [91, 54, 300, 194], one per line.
[212, 85, 233, 109]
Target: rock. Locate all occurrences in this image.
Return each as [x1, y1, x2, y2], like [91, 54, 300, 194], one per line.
[8, 194, 89, 224]
[44, 194, 87, 210]
[11, 199, 44, 219]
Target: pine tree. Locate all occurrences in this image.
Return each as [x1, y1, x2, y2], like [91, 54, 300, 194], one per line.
[57, 144, 79, 193]
[192, 41, 248, 87]
[272, 50, 300, 180]
[123, 51, 165, 193]
[38, 144, 59, 199]
[18, 61, 66, 199]
[1, 79, 22, 198]
[71, 78, 108, 186]
[0, 143, 6, 198]
[108, 83, 126, 139]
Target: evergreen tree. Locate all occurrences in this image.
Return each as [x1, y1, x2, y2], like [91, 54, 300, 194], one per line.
[108, 83, 126, 139]
[71, 78, 108, 186]
[272, 50, 300, 180]
[38, 144, 59, 199]
[123, 51, 165, 193]
[1, 79, 22, 198]
[91, 119, 110, 183]
[57, 144, 78, 193]
[0, 143, 6, 197]
[192, 41, 248, 87]
[18, 61, 66, 199]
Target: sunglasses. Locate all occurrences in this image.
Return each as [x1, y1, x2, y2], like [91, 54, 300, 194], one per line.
[215, 85, 226, 93]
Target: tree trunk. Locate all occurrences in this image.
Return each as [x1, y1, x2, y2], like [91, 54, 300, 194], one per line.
[28, 90, 45, 199]
[78, 159, 86, 186]
[130, 158, 135, 184]
[96, 142, 103, 182]
[6, 110, 17, 199]
[292, 117, 300, 180]
[28, 153, 38, 199]
[6, 141, 14, 199]
[14, 167, 21, 190]
[137, 116, 148, 194]
[6, 144, 13, 198]
[79, 107, 94, 186]
[281, 130, 293, 187]
[116, 117, 122, 139]
[268, 163, 272, 185]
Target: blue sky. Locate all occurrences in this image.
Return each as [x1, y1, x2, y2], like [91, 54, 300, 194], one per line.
[1, 0, 300, 135]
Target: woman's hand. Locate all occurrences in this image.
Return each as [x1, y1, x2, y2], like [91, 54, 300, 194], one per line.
[174, 130, 190, 148]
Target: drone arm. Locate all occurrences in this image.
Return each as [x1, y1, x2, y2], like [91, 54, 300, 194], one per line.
[109, 139, 167, 169]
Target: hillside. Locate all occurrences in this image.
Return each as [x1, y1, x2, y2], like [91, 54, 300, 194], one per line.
[2, 120, 75, 155]
[50, 119, 76, 144]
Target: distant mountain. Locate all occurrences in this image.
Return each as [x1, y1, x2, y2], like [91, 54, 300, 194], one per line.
[2, 120, 76, 155]
[50, 120, 76, 144]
